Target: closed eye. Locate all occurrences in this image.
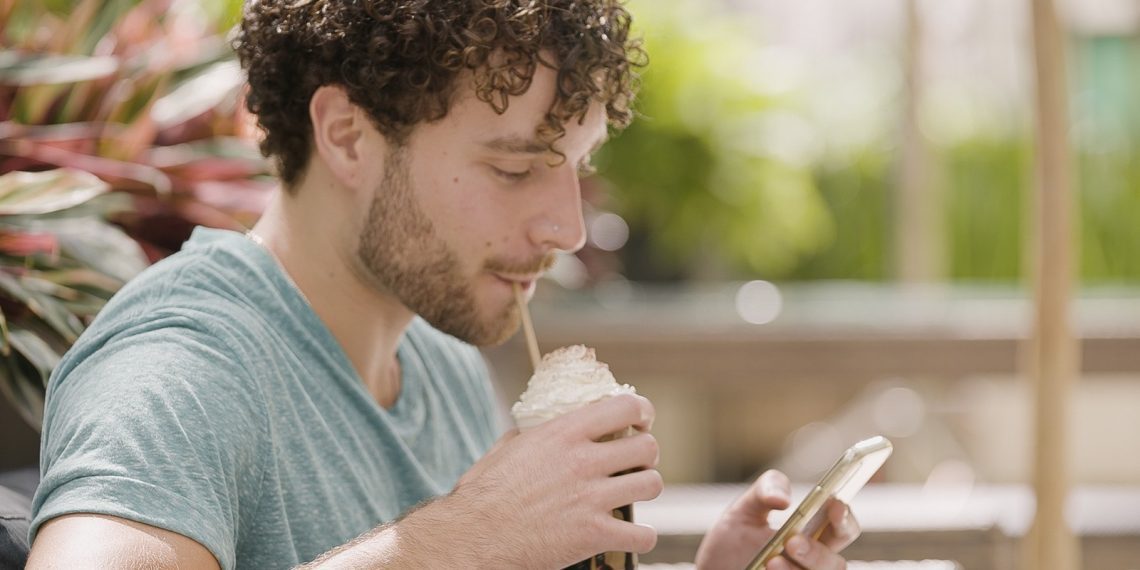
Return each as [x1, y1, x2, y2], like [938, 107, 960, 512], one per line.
[491, 165, 532, 182]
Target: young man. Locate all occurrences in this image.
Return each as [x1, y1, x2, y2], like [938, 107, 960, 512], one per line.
[27, 1, 860, 568]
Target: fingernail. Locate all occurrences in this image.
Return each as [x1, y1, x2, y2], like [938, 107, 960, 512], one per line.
[765, 484, 788, 501]
[787, 535, 809, 558]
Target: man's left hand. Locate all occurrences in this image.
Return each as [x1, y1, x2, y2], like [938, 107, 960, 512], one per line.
[693, 469, 861, 570]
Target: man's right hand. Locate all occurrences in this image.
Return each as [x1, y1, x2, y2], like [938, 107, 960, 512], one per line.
[409, 393, 664, 568]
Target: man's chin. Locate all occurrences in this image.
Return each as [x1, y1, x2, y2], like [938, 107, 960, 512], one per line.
[465, 309, 522, 348]
[424, 304, 519, 347]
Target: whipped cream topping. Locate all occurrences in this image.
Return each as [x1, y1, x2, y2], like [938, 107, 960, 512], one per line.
[511, 345, 636, 429]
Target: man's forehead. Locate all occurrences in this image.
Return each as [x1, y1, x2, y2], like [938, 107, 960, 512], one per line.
[445, 62, 609, 152]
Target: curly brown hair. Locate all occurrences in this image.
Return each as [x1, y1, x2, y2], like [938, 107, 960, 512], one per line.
[233, 0, 645, 188]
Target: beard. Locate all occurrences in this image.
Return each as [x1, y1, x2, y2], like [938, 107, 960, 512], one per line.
[356, 147, 554, 346]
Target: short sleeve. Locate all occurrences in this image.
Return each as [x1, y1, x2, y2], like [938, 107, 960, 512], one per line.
[30, 320, 267, 570]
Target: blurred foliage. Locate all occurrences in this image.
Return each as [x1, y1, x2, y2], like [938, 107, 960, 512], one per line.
[594, 0, 833, 282]
[791, 150, 892, 281]
[0, 0, 265, 430]
[944, 138, 1029, 282]
[1, 0, 267, 260]
[0, 169, 147, 430]
[762, 135, 1140, 284]
[596, 7, 1140, 285]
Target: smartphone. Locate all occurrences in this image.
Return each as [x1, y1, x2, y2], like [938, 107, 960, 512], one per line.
[745, 435, 893, 569]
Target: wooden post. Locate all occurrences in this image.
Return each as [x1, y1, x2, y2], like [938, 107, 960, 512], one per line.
[895, 0, 942, 284]
[1024, 0, 1081, 567]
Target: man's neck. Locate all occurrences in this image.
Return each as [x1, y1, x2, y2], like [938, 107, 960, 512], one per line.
[249, 190, 414, 409]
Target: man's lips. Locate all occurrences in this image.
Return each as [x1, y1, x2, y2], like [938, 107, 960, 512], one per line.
[492, 273, 541, 287]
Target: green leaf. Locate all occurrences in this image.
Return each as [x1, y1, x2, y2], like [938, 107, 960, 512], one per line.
[0, 169, 110, 216]
[198, 0, 245, 33]
[73, 0, 139, 56]
[0, 51, 119, 85]
[0, 271, 82, 343]
[0, 360, 45, 432]
[0, 326, 65, 431]
[10, 83, 70, 124]
[53, 218, 149, 283]
[152, 60, 243, 129]
[0, 193, 133, 225]
[9, 327, 62, 380]
[0, 307, 11, 357]
[36, 268, 125, 295]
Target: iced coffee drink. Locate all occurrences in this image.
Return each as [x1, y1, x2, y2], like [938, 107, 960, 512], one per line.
[511, 345, 639, 570]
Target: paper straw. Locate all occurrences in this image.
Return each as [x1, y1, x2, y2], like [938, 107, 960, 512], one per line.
[513, 282, 541, 371]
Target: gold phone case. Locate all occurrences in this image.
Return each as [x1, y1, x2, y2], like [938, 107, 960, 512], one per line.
[745, 435, 893, 569]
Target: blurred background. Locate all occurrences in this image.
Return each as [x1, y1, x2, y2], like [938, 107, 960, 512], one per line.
[2, 0, 1140, 567]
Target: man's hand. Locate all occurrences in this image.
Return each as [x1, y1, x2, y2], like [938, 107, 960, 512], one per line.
[407, 393, 663, 568]
[694, 470, 860, 570]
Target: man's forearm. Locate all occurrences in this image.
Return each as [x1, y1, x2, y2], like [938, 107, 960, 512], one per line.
[296, 495, 497, 569]
[301, 396, 664, 569]
[296, 523, 399, 569]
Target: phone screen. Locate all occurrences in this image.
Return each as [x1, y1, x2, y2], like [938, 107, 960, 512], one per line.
[745, 435, 893, 569]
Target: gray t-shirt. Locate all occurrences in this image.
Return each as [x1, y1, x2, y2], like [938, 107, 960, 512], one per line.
[30, 228, 501, 569]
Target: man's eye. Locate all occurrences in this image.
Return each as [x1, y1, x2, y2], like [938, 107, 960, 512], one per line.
[492, 166, 531, 182]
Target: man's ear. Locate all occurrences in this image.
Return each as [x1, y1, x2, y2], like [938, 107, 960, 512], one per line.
[309, 85, 381, 189]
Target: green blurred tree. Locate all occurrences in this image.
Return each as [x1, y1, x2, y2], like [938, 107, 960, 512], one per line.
[594, 0, 834, 282]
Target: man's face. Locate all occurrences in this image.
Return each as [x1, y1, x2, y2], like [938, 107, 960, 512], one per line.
[354, 65, 607, 346]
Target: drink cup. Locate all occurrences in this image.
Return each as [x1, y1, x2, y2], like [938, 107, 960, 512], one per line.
[512, 346, 640, 570]
[515, 421, 638, 570]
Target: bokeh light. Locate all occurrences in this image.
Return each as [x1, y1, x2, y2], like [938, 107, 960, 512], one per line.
[588, 212, 630, 252]
[735, 280, 783, 325]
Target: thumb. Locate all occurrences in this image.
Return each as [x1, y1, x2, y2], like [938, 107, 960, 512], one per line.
[731, 470, 792, 524]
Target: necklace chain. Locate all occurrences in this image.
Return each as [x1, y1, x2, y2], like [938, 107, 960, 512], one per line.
[245, 230, 315, 307]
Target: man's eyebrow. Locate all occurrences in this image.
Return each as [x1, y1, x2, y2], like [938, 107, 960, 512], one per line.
[480, 136, 548, 154]
[479, 132, 609, 157]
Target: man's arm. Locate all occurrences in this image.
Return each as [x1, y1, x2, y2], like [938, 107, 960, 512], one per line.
[28, 394, 663, 569]
[27, 514, 222, 570]
[303, 393, 663, 568]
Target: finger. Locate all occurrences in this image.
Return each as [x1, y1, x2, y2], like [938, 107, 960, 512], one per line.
[816, 499, 861, 551]
[764, 556, 800, 570]
[733, 469, 792, 522]
[551, 394, 655, 441]
[594, 432, 660, 474]
[754, 470, 792, 509]
[598, 516, 658, 554]
[595, 468, 664, 509]
[783, 533, 848, 570]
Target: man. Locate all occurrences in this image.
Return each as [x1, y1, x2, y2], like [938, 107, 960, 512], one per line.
[27, 1, 860, 568]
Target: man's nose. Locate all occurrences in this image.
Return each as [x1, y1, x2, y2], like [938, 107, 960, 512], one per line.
[529, 168, 587, 253]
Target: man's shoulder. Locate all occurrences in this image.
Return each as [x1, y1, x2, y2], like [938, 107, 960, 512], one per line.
[86, 228, 284, 344]
[106, 228, 271, 318]
[52, 229, 282, 389]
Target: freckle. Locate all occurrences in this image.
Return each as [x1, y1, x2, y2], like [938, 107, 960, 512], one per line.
[485, 241, 492, 248]
[453, 177, 459, 184]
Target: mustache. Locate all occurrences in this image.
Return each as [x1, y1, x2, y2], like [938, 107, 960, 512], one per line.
[484, 252, 557, 275]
